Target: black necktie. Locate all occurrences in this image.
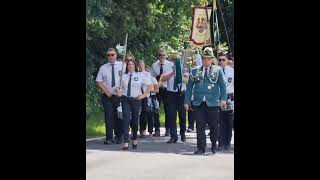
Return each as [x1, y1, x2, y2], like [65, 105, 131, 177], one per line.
[204, 68, 208, 79]
[223, 67, 225, 74]
[160, 64, 164, 75]
[127, 74, 132, 97]
[111, 64, 115, 87]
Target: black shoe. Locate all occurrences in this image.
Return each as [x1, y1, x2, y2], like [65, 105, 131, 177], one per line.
[132, 144, 137, 149]
[110, 139, 116, 143]
[122, 146, 129, 150]
[166, 138, 177, 143]
[165, 129, 170, 136]
[181, 134, 186, 142]
[153, 132, 160, 137]
[104, 140, 112, 145]
[211, 147, 216, 154]
[132, 140, 138, 149]
[194, 149, 205, 155]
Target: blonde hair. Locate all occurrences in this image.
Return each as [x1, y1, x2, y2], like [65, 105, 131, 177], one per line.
[158, 49, 166, 55]
[138, 59, 145, 66]
[125, 52, 135, 62]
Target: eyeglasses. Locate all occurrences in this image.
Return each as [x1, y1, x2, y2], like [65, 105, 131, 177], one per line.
[107, 54, 115, 57]
[218, 59, 226, 61]
[159, 54, 165, 57]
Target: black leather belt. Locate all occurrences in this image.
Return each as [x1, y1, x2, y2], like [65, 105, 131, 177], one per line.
[124, 96, 140, 101]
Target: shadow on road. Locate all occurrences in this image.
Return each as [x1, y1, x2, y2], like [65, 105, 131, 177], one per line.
[86, 133, 234, 156]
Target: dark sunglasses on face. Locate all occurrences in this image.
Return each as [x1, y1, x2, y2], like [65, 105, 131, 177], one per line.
[107, 54, 115, 57]
[159, 54, 165, 57]
[218, 59, 226, 61]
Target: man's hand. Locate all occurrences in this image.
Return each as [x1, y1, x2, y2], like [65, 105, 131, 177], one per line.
[115, 87, 122, 97]
[184, 104, 190, 111]
[137, 94, 145, 100]
[97, 81, 112, 97]
[105, 91, 113, 97]
[220, 100, 227, 109]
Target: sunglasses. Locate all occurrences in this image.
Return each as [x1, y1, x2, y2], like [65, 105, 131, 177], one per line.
[107, 54, 115, 57]
[218, 59, 226, 61]
[159, 54, 165, 57]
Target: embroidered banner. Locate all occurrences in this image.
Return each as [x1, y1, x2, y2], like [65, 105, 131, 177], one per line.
[189, 7, 213, 49]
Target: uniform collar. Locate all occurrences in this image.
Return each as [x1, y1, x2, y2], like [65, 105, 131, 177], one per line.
[108, 61, 116, 65]
[158, 59, 167, 65]
[201, 65, 212, 71]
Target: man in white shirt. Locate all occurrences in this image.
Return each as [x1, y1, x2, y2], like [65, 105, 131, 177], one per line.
[96, 48, 124, 145]
[150, 49, 174, 136]
[217, 52, 234, 151]
[161, 54, 189, 143]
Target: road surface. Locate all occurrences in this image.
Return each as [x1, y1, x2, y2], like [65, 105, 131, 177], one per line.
[86, 128, 234, 180]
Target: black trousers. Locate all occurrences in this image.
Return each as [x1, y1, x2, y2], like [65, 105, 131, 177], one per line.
[156, 88, 169, 130]
[193, 102, 219, 150]
[146, 95, 160, 133]
[101, 94, 121, 141]
[166, 91, 186, 140]
[139, 98, 148, 133]
[187, 102, 195, 130]
[218, 110, 234, 147]
[121, 97, 141, 143]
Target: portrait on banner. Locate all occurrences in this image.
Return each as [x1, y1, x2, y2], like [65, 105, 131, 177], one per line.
[189, 7, 214, 49]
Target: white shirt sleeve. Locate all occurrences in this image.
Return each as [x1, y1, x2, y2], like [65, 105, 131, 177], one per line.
[142, 74, 152, 86]
[96, 67, 103, 82]
[151, 77, 158, 84]
[150, 64, 156, 77]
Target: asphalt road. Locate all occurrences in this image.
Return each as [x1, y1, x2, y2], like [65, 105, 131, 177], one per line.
[86, 128, 234, 180]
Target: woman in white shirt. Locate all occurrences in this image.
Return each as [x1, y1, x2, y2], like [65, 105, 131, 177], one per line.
[117, 58, 152, 150]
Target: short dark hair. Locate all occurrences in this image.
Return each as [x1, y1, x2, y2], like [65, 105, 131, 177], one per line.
[226, 54, 234, 61]
[107, 48, 117, 54]
[218, 52, 226, 57]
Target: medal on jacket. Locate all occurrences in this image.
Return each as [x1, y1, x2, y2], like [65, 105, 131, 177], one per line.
[208, 84, 214, 89]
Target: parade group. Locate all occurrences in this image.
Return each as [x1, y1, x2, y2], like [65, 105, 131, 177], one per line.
[95, 47, 234, 154]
